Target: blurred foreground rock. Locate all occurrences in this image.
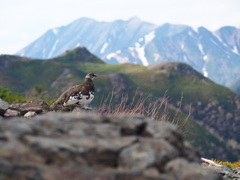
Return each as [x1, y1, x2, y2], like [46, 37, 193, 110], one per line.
[0, 109, 223, 180]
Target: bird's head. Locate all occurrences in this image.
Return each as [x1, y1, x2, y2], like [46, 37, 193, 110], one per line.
[85, 73, 97, 80]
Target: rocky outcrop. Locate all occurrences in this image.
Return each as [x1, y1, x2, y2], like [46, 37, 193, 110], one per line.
[0, 110, 223, 180]
[1, 100, 50, 118]
[202, 158, 240, 180]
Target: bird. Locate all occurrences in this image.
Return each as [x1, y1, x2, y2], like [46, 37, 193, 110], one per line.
[52, 73, 97, 110]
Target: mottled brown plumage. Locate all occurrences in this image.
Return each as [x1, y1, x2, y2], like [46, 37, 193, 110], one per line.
[53, 73, 97, 109]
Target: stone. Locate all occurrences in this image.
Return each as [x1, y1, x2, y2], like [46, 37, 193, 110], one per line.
[0, 112, 223, 180]
[8, 100, 50, 115]
[24, 111, 37, 118]
[118, 138, 180, 171]
[165, 158, 223, 180]
[0, 99, 9, 116]
[4, 109, 20, 117]
[143, 167, 161, 178]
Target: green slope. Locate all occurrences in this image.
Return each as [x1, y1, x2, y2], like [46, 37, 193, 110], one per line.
[1, 47, 240, 161]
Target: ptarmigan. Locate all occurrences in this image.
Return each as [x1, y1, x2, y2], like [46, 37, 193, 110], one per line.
[53, 73, 97, 109]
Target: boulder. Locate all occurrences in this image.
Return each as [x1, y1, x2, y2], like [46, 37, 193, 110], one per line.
[0, 112, 223, 180]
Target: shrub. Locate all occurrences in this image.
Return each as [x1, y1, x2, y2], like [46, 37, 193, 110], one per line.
[0, 87, 26, 104]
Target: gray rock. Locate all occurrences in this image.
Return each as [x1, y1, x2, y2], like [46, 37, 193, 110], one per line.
[166, 158, 223, 180]
[24, 111, 37, 118]
[8, 100, 49, 115]
[0, 112, 222, 180]
[4, 109, 20, 117]
[0, 99, 9, 116]
[119, 138, 180, 171]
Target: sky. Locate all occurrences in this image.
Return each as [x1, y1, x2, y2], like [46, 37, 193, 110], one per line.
[0, 0, 240, 55]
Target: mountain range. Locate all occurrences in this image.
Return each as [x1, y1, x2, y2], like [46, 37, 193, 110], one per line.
[16, 17, 240, 91]
[1, 47, 240, 161]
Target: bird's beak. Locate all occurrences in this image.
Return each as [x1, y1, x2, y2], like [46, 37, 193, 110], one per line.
[94, 74, 97, 77]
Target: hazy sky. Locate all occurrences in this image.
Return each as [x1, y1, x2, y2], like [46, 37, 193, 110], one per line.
[0, 0, 239, 55]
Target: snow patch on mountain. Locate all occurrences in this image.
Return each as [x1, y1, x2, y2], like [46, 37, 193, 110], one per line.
[203, 55, 208, 61]
[232, 46, 239, 54]
[135, 42, 141, 48]
[129, 31, 155, 66]
[183, 55, 188, 62]
[198, 44, 205, 55]
[100, 43, 108, 54]
[106, 53, 115, 60]
[48, 39, 59, 58]
[202, 55, 209, 77]
[131, 52, 135, 58]
[181, 43, 184, 49]
[154, 53, 160, 62]
[53, 28, 59, 35]
[135, 46, 148, 66]
[144, 31, 155, 44]
[106, 52, 129, 64]
[212, 32, 228, 47]
[202, 66, 208, 77]
[192, 27, 198, 33]
[210, 38, 220, 47]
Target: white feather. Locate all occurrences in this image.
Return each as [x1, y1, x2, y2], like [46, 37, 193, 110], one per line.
[63, 99, 79, 106]
[63, 91, 94, 107]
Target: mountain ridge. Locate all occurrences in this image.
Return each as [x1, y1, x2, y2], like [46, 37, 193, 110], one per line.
[15, 17, 240, 93]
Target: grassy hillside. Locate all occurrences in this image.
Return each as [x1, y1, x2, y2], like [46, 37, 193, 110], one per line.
[1, 47, 240, 161]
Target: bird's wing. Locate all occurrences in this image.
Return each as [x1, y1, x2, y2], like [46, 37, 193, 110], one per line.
[63, 99, 80, 106]
[54, 84, 83, 105]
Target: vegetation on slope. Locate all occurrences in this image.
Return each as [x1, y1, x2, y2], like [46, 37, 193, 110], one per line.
[53, 47, 105, 64]
[1, 47, 240, 161]
[0, 87, 26, 104]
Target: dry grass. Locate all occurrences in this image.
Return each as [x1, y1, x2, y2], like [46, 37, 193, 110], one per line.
[97, 89, 190, 135]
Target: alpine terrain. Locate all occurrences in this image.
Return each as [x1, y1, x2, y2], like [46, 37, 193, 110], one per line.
[2, 47, 240, 161]
[15, 17, 240, 91]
